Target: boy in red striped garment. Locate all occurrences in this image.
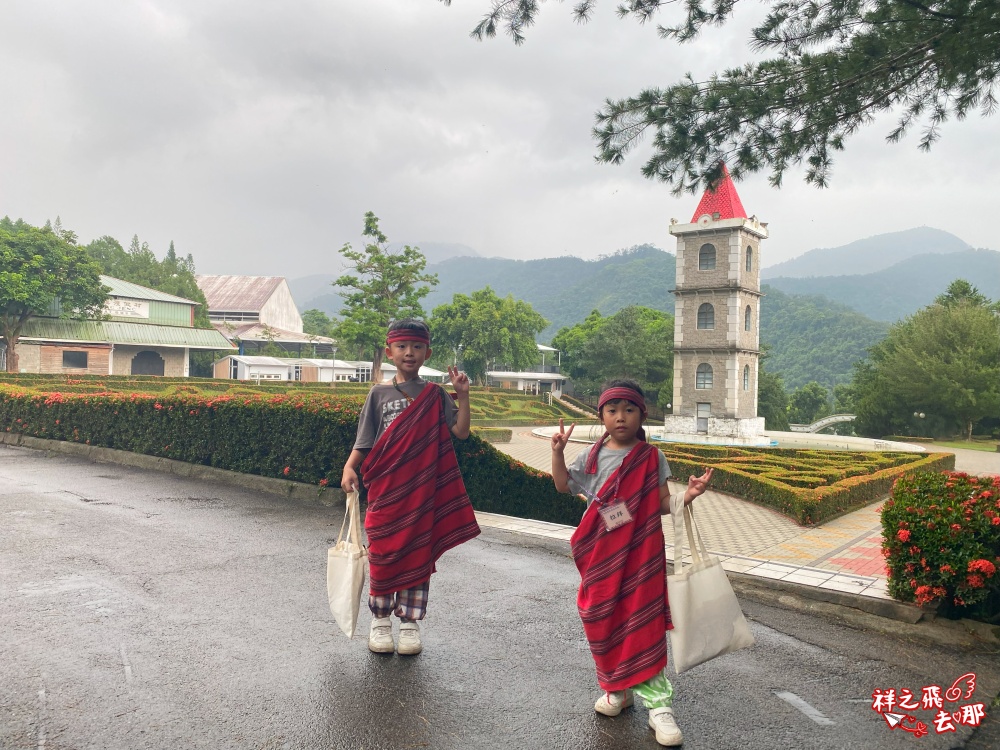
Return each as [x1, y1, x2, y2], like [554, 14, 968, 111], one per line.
[341, 319, 480, 655]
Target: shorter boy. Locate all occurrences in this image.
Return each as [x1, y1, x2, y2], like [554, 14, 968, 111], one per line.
[551, 379, 711, 747]
[341, 319, 480, 655]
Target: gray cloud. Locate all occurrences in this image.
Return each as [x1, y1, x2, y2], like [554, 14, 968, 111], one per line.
[0, 1, 994, 281]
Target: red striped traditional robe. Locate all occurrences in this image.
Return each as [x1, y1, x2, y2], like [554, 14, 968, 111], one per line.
[570, 442, 672, 691]
[361, 382, 481, 596]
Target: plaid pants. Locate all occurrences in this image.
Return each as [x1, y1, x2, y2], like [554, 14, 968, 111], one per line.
[368, 580, 430, 621]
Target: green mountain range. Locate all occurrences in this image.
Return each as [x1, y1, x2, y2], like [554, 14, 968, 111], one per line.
[290, 227, 995, 392]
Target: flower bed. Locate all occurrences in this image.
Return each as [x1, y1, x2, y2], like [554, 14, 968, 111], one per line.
[657, 443, 955, 525]
[882, 471, 1000, 620]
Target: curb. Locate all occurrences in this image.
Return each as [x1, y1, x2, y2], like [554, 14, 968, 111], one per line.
[0, 432, 346, 508]
[5, 432, 999, 650]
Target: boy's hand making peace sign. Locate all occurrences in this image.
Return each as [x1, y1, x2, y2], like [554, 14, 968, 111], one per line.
[447, 366, 470, 396]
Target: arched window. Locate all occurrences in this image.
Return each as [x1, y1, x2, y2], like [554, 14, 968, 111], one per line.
[744, 305, 752, 331]
[746, 246, 753, 272]
[699, 243, 716, 270]
[696, 363, 713, 389]
[697, 303, 715, 330]
[743, 365, 750, 391]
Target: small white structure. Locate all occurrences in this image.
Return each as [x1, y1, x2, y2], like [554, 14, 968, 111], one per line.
[214, 355, 292, 382]
[487, 370, 567, 398]
[287, 358, 357, 383]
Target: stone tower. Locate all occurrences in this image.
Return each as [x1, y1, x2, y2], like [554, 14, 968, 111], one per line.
[663, 166, 769, 444]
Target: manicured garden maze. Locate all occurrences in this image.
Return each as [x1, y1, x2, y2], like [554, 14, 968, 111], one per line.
[656, 443, 955, 525]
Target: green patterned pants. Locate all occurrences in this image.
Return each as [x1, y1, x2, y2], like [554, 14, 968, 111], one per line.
[631, 671, 675, 709]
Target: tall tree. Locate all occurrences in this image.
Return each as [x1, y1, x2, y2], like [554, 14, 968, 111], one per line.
[787, 381, 832, 425]
[430, 286, 548, 384]
[853, 291, 1000, 440]
[453, 0, 998, 191]
[84, 235, 211, 328]
[302, 309, 335, 338]
[0, 218, 108, 372]
[554, 305, 674, 407]
[335, 212, 438, 382]
[757, 348, 790, 431]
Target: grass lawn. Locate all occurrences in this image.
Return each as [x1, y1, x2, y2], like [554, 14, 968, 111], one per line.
[930, 440, 1000, 453]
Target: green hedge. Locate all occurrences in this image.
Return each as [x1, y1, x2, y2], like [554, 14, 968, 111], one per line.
[0, 384, 584, 526]
[657, 443, 956, 525]
[472, 427, 513, 444]
[882, 471, 1000, 621]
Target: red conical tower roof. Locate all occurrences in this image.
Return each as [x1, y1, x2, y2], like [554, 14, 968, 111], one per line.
[689, 164, 747, 222]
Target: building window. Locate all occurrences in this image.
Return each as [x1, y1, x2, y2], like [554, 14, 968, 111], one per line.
[696, 402, 710, 433]
[744, 305, 752, 331]
[743, 365, 750, 391]
[230, 358, 238, 379]
[699, 243, 716, 270]
[63, 351, 87, 369]
[697, 303, 715, 329]
[696, 363, 713, 389]
[746, 246, 753, 272]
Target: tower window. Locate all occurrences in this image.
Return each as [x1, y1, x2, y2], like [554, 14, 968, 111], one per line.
[743, 364, 750, 391]
[699, 244, 716, 270]
[697, 303, 715, 330]
[744, 305, 752, 331]
[746, 246, 753, 272]
[696, 363, 713, 389]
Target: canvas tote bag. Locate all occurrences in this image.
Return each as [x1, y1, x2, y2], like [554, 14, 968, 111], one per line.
[327, 491, 368, 638]
[667, 498, 755, 673]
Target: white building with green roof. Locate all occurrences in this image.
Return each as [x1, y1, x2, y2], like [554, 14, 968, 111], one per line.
[11, 276, 234, 376]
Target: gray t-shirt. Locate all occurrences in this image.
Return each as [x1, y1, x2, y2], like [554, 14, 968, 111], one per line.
[353, 378, 458, 451]
[567, 444, 671, 503]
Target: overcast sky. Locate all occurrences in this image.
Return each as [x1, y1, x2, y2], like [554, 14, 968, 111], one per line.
[2, 1, 995, 279]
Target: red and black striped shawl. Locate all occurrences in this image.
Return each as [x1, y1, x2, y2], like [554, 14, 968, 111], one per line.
[361, 382, 480, 596]
[570, 442, 672, 691]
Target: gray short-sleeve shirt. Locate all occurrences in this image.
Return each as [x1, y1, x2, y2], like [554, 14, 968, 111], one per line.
[567, 445, 671, 503]
[353, 379, 458, 451]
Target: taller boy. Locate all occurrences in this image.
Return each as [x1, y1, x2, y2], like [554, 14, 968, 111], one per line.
[341, 319, 481, 655]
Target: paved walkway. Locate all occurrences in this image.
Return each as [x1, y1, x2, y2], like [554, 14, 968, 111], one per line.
[480, 430, 1000, 603]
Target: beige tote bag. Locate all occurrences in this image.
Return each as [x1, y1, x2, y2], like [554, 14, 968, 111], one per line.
[327, 491, 368, 638]
[667, 500, 755, 673]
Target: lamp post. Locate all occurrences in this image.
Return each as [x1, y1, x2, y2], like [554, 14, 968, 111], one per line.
[332, 345, 338, 389]
[913, 411, 925, 438]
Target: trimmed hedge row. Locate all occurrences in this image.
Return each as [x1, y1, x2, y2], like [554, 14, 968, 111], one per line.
[882, 471, 1000, 621]
[472, 427, 513, 444]
[657, 443, 956, 525]
[0, 384, 586, 526]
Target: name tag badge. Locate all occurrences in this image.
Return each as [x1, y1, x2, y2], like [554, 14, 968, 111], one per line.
[599, 501, 633, 531]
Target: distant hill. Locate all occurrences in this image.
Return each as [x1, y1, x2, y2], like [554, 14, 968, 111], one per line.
[759, 285, 889, 391]
[761, 227, 971, 279]
[765, 248, 1000, 321]
[296, 245, 677, 340]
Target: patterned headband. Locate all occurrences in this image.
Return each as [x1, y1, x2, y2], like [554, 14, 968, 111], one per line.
[598, 387, 647, 414]
[386, 328, 430, 346]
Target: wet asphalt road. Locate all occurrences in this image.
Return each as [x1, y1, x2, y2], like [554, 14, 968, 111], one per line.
[1, 444, 996, 750]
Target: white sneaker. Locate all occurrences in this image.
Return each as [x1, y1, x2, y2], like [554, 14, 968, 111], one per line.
[594, 690, 633, 716]
[397, 621, 422, 655]
[648, 706, 683, 746]
[368, 617, 394, 653]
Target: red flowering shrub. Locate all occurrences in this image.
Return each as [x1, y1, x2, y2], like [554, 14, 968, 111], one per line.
[882, 471, 1000, 620]
[0, 380, 586, 526]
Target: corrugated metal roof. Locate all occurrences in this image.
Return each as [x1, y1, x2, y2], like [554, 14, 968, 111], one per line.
[101, 276, 197, 305]
[211, 322, 336, 345]
[196, 275, 284, 312]
[19, 318, 235, 350]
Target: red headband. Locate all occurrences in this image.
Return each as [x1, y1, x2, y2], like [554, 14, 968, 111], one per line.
[586, 386, 647, 474]
[386, 328, 430, 346]
[598, 387, 647, 415]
